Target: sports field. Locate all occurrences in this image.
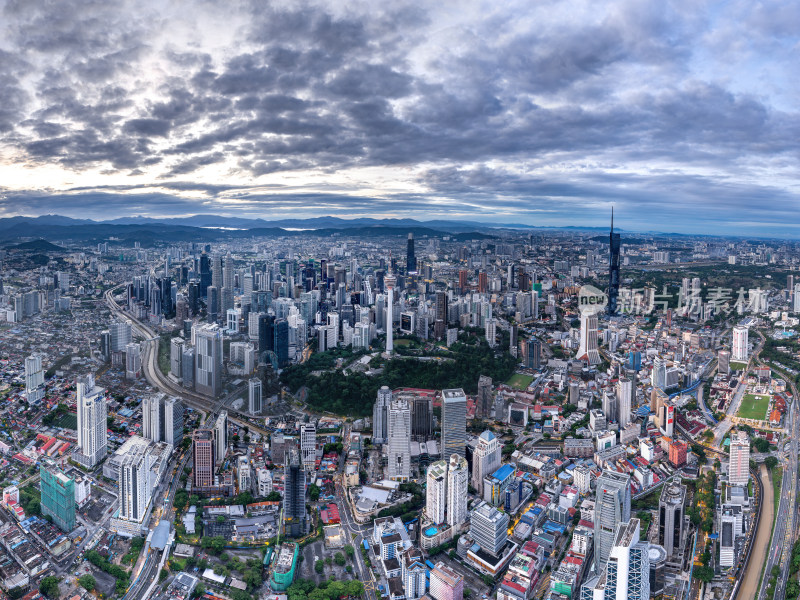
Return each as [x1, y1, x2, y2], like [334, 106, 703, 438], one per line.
[55, 412, 78, 430]
[737, 393, 770, 420]
[506, 373, 534, 390]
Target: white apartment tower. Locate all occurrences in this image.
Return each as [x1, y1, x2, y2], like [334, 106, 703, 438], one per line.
[301, 423, 317, 471]
[387, 399, 411, 481]
[215, 411, 228, 465]
[732, 326, 749, 362]
[142, 395, 161, 443]
[582, 519, 651, 600]
[76, 374, 107, 468]
[577, 312, 601, 365]
[594, 470, 631, 571]
[24, 354, 46, 403]
[446, 454, 468, 529]
[616, 378, 632, 428]
[426, 460, 448, 525]
[117, 445, 151, 535]
[472, 430, 501, 491]
[728, 431, 750, 486]
[441, 389, 467, 458]
[794, 283, 800, 313]
[385, 273, 396, 354]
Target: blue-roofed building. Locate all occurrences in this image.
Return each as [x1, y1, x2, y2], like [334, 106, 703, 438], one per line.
[149, 519, 172, 551]
[483, 464, 516, 506]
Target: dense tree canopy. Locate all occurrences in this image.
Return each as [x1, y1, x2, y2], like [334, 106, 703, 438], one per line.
[282, 339, 517, 416]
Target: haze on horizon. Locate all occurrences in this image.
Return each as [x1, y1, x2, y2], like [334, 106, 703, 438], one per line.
[1, 0, 799, 236]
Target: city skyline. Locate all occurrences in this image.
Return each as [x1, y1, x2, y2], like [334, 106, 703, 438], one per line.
[1, 1, 799, 236]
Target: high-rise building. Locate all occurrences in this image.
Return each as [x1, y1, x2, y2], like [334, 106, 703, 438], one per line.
[472, 430, 501, 491]
[125, 342, 142, 379]
[485, 318, 497, 347]
[24, 353, 46, 403]
[478, 271, 488, 293]
[142, 395, 161, 443]
[212, 255, 223, 290]
[195, 324, 223, 397]
[469, 501, 509, 557]
[719, 508, 737, 568]
[446, 454, 468, 529]
[602, 390, 617, 424]
[248, 378, 262, 415]
[110, 320, 132, 352]
[76, 374, 107, 468]
[577, 312, 601, 365]
[476, 376, 493, 419]
[274, 318, 289, 367]
[794, 283, 800, 313]
[728, 431, 750, 486]
[651, 357, 667, 390]
[616, 378, 632, 427]
[170, 338, 184, 379]
[458, 270, 469, 293]
[408, 393, 433, 442]
[199, 253, 211, 296]
[117, 444, 151, 536]
[192, 429, 216, 488]
[164, 397, 184, 447]
[718, 350, 731, 375]
[521, 338, 541, 370]
[300, 423, 317, 471]
[385, 273, 396, 353]
[589, 519, 650, 600]
[429, 562, 464, 600]
[223, 252, 234, 290]
[407, 233, 417, 274]
[258, 313, 275, 357]
[215, 411, 228, 465]
[100, 330, 112, 362]
[732, 325, 749, 362]
[435, 291, 448, 324]
[441, 389, 467, 458]
[284, 449, 307, 537]
[388, 399, 411, 481]
[207, 285, 219, 323]
[402, 548, 428, 600]
[40, 462, 75, 532]
[181, 347, 195, 388]
[658, 483, 686, 557]
[373, 386, 392, 444]
[608, 207, 620, 316]
[594, 470, 631, 570]
[426, 460, 448, 525]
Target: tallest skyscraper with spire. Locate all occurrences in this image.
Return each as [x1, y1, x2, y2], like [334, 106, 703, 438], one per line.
[608, 207, 620, 316]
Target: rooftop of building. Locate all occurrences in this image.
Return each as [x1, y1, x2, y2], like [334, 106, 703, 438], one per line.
[274, 543, 298, 573]
[472, 501, 507, 523]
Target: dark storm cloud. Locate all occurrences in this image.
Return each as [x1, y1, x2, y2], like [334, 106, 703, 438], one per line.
[1, 0, 799, 233]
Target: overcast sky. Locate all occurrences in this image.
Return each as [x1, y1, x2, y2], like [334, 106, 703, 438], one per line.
[1, 0, 799, 235]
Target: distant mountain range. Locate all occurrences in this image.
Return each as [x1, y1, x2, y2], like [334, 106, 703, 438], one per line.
[0, 214, 517, 245]
[0, 214, 621, 232]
